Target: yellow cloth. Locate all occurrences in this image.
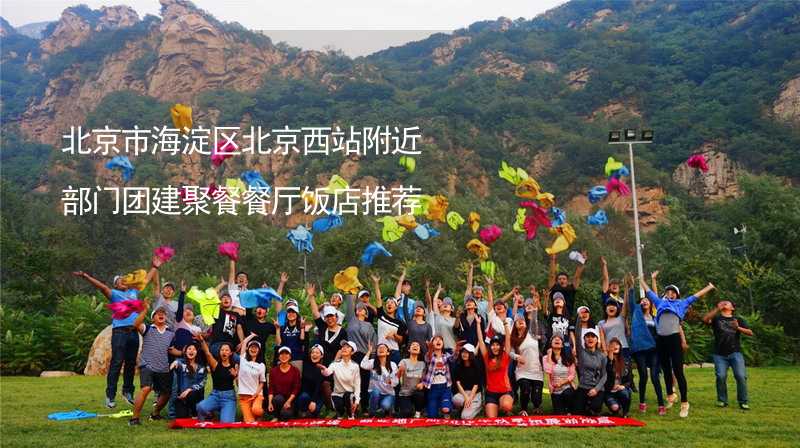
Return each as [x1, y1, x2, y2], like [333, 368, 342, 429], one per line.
[325, 175, 349, 194]
[446, 211, 465, 230]
[512, 208, 526, 233]
[399, 156, 416, 173]
[396, 214, 418, 230]
[377, 217, 406, 242]
[170, 104, 193, 134]
[545, 224, 577, 255]
[498, 161, 529, 185]
[407, 195, 431, 216]
[466, 239, 490, 260]
[480, 260, 497, 278]
[225, 178, 247, 198]
[605, 157, 624, 177]
[515, 178, 541, 199]
[186, 287, 221, 325]
[334, 266, 362, 294]
[302, 192, 317, 207]
[536, 192, 555, 208]
[121, 269, 147, 291]
[425, 195, 449, 223]
[468, 212, 480, 233]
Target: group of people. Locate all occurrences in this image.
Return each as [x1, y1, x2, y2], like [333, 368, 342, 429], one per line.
[72, 250, 753, 426]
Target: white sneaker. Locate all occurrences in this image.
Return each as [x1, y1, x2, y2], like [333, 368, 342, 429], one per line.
[679, 402, 690, 418]
[414, 411, 421, 418]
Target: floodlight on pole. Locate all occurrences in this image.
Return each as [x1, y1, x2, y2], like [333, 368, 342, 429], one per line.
[609, 129, 653, 297]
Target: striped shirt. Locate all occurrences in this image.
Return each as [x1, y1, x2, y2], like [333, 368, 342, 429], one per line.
[421, 351, 454, 388]
[139, 324, 174, 373]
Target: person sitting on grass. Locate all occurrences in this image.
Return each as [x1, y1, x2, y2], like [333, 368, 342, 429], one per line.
[574, 328, 607, 416]
[297, 344, 328, 418]
[423, 335, 456, 418]
[703, 300, 754, 410]
[170, 342, 206, 419]
[476, 316, 514, 418]
[451, 343, 484, 420]
[238, 334, 266, 423]
[641, 274, 715, 418]
[542, 335, 576, 415]
[397, 341, 427, 418]
[129, 302, 174, 425]
[196, 335, 238, 423]
[268, 346, 301, 421]
[604, 337, 634, 417]
[359, 342, 400, 417]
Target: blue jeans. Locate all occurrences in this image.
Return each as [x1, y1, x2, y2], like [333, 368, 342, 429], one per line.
[297, 392, 322, 417]
[197, 389, 237, 423]
[426, 383, 452, 418]
[713, 352, 748, 405]
[107, 328, 140, 400]
[369, 390, 395, 416]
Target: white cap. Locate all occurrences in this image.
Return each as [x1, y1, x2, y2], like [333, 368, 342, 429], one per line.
[310, 343, 324, 356]
[340, 340, 357, 352]
[357, 290, 370, 299]
[577, 305, 590, 314]
[322, 305, 338, 317]
[461, 343, 476, 354]
[569, 250, 586, 265]
[583, 327, 600, 339]
[277, 346, 292, 355]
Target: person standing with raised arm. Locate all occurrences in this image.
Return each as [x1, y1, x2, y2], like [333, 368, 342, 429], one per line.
[394, 267, 416, 323]
[704, 300, 753, 410]
[476, 315, 514, 417]
[547, 251, 587, 318]
[641, 274, 715, 418]
[128, 300, 174, 425]
[600, 256, 624, 307]
[464, 263, 488, 321]
[72, 256, 161, 408]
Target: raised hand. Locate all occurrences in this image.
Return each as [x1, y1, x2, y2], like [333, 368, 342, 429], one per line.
[370, 273, 381, 284]
[305, 283, 316, 297]
[280, 272, 289, 283]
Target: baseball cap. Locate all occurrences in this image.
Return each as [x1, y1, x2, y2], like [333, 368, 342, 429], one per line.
[577, 305, 590, 314]
[322, 305, 338, 317]
[461, 343, 476, 354]
[277, 346, 292, 355]
[340, 340, 357, 352]
[583, 327, 600, 339]
[552, 292, 565, 302]
[247, 339, 262, 349]
[357, 290, 370, 299]
[665, 285, 681, 296]
[287, 305, 300, 314]
[162, 282, 176, 290]
[441, 297, 454, 307]
[150, 305, 168, 319]
[310, 343, 325, 355]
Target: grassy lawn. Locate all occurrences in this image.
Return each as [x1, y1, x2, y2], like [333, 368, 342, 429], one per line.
[1, 367, 798, 447]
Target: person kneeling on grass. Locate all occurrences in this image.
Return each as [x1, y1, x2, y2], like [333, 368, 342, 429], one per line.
[322, 340, 362, 419]
[196, 336, 238, 423]
[170, 342, 206, 419]
[238, 334, 266, 423]
[268, 346, 301, 421]
[574, 328, 607, 416]
[129, 302, 174, 425]
[359, 342, 399, 417]
[604, 338, 633, 417]
[476, 316, 514, 418]
[423, 335, 455, 418]
[397, 341, 427, 418]
[703, 300, 753, 410]
[451, 343, 483, 420]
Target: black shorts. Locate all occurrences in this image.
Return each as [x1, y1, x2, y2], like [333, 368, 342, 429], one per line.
[140, 367, 172, 394]
[485, 391, 512, 405]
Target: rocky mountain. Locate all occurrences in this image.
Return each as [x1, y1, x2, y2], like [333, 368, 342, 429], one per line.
[2, 0, 800, 225]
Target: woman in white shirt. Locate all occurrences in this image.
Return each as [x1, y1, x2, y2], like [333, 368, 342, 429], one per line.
[237, 334, 266, 423]
[509, 315, 544, 416]
[322, 340, 362, 418]
[359, 342, 400, 417]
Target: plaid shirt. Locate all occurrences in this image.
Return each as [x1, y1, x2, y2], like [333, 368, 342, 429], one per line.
[421, 351, 454, 388]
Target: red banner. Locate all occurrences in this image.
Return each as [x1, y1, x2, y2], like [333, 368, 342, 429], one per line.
[171, 415, 645, 430]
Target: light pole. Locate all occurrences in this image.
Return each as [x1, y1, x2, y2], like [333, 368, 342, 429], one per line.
[733, 224, 755, 313]
[609, 129, 653, 297]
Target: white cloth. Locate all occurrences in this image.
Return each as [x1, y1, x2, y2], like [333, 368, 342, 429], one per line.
[227, 283, 244, 310]
[237, 359, 265, 396]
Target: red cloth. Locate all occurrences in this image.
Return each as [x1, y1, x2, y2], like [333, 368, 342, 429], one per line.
[478, 225, 503, 246]
[482, 351, 512, 393]
[171, 415, 645, 429]
[154, 246, 175, 262]
[106, 300, 145, 320]
[687, 154, 709, 172]
[605, 177, 631, 196]
[217, 242, 239, 261]
[268, 364, 300, 397]
[519, 201, 551, 240]
[211, 140, 237, 167]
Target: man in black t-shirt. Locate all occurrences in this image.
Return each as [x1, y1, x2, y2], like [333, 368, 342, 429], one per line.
[703, 300, 754, 410]
[547, 252, 587, 318]
[238, 304, 278, 364]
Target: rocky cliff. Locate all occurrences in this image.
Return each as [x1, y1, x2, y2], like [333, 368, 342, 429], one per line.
[672, 143, 742, 201]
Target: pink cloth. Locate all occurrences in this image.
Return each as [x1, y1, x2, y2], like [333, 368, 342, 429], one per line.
[605, 177, 631, 196]
[154, 246, 175, 262]
[218, 241, 240, 261]
[478, 225, 502, 245]
[211, 140, 237, 167]
[686, 154, 709, 172]
[106, 300, 145, 320]
[519, 201, 552, 240]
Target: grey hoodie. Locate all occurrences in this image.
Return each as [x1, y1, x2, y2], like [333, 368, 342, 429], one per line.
[577, 344, 607, 392]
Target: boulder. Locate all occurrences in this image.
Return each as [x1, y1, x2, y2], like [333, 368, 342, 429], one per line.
[84, 325, 142, 376]
[40, 371, 78, 377]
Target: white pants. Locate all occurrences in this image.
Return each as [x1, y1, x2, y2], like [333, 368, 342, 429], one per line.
[452, 392, 482, 420]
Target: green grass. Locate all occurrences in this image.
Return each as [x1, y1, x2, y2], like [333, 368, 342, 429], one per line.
[1, 367, 798, 447]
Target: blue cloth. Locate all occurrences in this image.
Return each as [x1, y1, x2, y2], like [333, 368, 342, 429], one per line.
[628, 289, 656, 353]
[587, 210, 608, 226]
[238, 288, 283, 309]
[611, 166, 630, 179]
[396, 295, 416, 323]
[413, 223, 440, 241]
[197, 389, 237, 423]
[713, 352, 748, 405]
[550, 207, 567, 227]
[312, 213, 343, 233]
[588, 186, 608, 204]
[287, 225, 314, 253]
[645, 290, 698, 324]
[426, 383, 452, 418]
[240, 170, 271, 193]
[47, 410, 97, 421]
[110, 289, 140, 328]
[360, 241, 392, 266]
[105, 156, 134, 182]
